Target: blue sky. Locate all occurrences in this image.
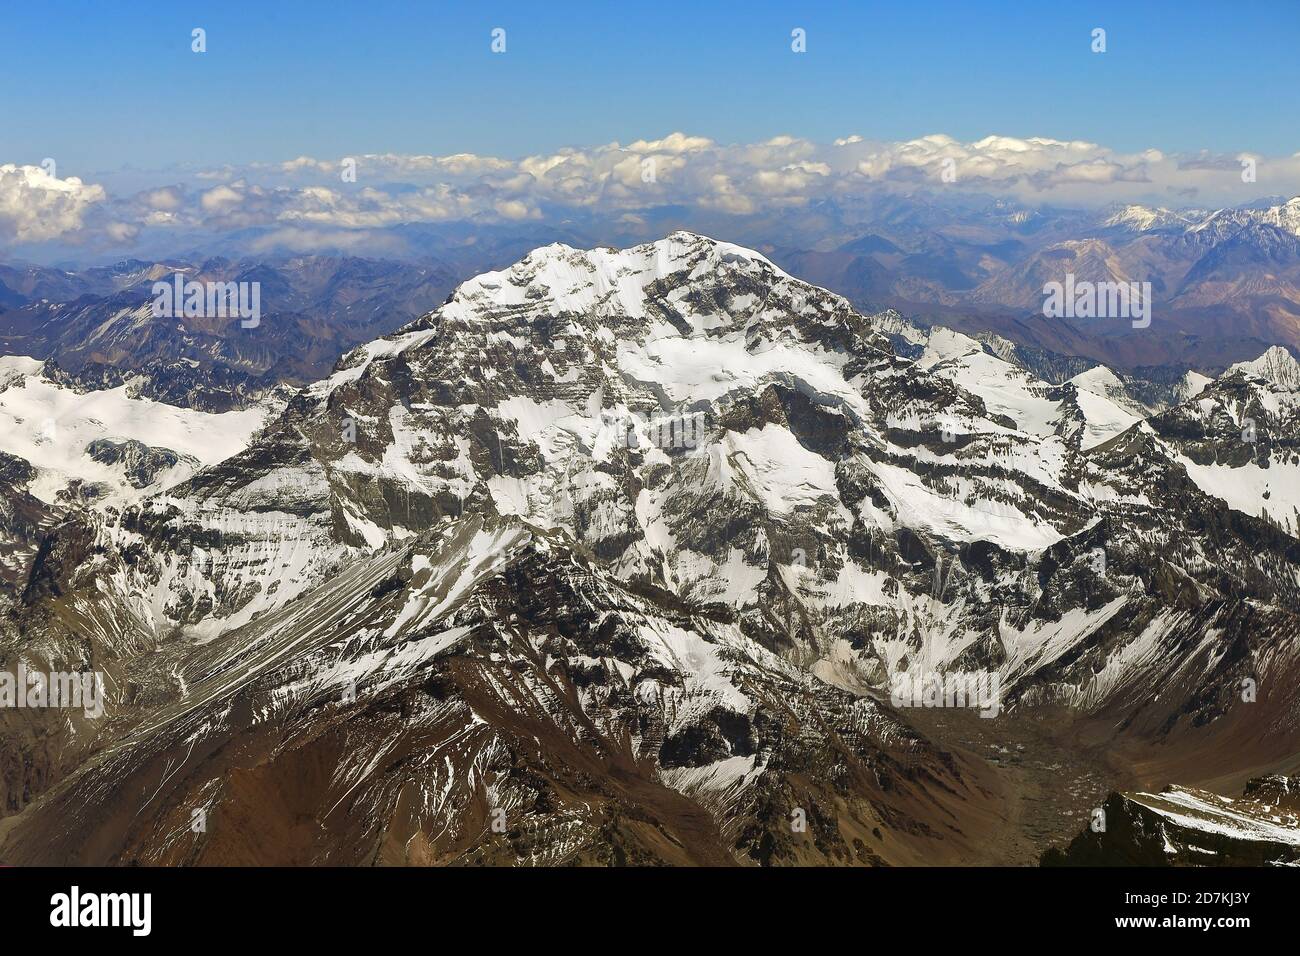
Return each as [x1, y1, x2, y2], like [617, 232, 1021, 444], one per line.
[3, 0, 1298, 176]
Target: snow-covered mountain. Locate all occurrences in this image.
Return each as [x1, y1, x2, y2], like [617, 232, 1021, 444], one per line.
[1101, 198, 1300, 240]
[1100, 204, 1203, 233]
[1046, 775, 1300, 866]
[0, 355, 266, 503]
[1229, 343, 1300, 391]
[914, 327, 1146, 450]
[0, 356, 270, 591]
[2, 232, 1298, 865]
[1183, 196, 1300, 241]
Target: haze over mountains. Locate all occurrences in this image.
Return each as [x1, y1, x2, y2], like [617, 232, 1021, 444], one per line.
[776, 194, 1300, 372]
[7, 190, 1300, 413]
[0, 232, 1297, 865]
[0, 256, 462, 410]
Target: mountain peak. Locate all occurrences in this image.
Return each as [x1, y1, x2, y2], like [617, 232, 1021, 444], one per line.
[438, 232, 801, 328]
[1102, 203, 1191, 232]
[1227, 345, 1300, 390]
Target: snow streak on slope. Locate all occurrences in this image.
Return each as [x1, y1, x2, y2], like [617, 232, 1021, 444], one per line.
[0, 513, 995, 866]
[1047, 776, 1300, 866]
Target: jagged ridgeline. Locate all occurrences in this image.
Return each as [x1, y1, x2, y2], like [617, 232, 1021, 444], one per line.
[1, 233, 1298, 864]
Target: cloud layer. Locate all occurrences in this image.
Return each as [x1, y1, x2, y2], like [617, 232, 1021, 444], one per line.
[5, 133, 1300, 255]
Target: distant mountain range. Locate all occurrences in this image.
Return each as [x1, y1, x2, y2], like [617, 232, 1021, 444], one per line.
[0, 256, 462, 410]
[774, 196, 1300, 371]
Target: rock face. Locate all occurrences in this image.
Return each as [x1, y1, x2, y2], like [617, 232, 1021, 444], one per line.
[0, 515, 994, 866]
[1043, 776, 1300, 866]
[0, 451, 50, 592]
[84, 439, 198, 489]
[1, 232, 1298, 865]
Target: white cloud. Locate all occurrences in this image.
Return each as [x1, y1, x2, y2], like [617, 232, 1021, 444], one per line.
[138, 186, 184, 211]
[493, 199, 537, 220]
[625, 132, 714, 154]
[201, 133, 1299, 223]
[14, 133, 1300, 252]
[200, 183, 246, 212]
[0, 164, 106, 244]
[104, 221, 139, 243]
